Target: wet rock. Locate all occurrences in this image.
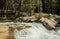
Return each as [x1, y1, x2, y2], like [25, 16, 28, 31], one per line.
[16, 26, 31, 31]
[55, 21, 60, 27]
[6, 27, 15, 39]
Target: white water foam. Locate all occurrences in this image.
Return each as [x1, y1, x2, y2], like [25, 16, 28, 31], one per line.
[0, 22, 60, 39]
[14, 23, 60, 39]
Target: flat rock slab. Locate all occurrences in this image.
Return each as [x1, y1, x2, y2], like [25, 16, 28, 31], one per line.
[0, 25, 15, 39]
[0, 25, 9, 32]
[0, 25, 9, 39]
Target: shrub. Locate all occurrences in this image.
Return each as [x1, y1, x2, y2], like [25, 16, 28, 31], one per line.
[43, 14, 51, 19]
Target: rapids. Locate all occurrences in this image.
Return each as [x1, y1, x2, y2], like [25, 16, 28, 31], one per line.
[0, 22, 60, 39]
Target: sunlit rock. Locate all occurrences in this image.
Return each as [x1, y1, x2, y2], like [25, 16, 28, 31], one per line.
[40, 17, 57, 29]
[0, 25, 9, 39]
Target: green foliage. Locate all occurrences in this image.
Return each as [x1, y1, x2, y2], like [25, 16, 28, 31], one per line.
[38, 13, 51, 19]
[23, 0, 30, 4]
[16, 13, 26, 17]
[39, 13, 44, 18]
[43, 14, 51, 19]
[0, 0, 5, 9]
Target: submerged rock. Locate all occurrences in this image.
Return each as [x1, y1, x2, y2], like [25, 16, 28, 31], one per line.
[16, 26, 31, 31]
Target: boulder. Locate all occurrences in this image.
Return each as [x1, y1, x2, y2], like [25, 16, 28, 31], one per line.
[16, 16, 37, 22]
[40, 17, 57, 29]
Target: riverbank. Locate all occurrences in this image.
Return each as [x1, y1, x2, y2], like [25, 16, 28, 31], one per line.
[15, 13, 60, 29]
[0, 13, 60, 30]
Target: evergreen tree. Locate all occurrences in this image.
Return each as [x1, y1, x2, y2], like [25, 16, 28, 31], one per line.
[0, 0, 5, 9]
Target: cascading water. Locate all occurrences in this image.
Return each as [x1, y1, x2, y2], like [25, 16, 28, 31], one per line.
[14, 23, 60, 39]
[0, 22, 60, 39]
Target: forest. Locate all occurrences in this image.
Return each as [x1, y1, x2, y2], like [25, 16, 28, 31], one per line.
[0, 0, 60, 20]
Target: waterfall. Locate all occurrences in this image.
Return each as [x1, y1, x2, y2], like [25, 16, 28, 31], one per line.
[14, 23, 60, 39]
[0, 22, 60, 39]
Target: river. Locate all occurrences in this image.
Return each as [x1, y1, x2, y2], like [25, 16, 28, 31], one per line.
[0, 22, 60, 39]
